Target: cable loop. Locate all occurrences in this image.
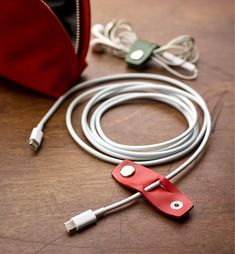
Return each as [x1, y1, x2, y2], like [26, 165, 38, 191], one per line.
[63, 74, 211, 170]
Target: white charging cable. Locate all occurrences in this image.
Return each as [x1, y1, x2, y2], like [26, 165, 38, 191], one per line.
[29, 73, 211, 233]
[91, 20, 199, 80]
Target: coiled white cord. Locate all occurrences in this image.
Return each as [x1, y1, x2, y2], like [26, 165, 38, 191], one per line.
[29, 73, 211, 232]
[91, 20, 199, 80]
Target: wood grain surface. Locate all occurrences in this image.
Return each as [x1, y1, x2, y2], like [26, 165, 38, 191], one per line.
[0, 0, 234, 253]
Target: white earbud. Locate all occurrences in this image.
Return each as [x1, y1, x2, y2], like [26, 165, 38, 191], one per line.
[91, 24, 104, 38]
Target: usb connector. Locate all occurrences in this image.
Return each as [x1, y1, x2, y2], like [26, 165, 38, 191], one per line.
[29, 127, 43, 151]
[64, 210, 97, 233]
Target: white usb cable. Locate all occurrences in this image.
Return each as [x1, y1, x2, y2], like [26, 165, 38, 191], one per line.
[29, 73, 211, 233]
[91, 20, 199, 80]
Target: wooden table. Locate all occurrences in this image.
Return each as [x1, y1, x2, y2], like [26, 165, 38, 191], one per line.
[0, 0, 234, 253]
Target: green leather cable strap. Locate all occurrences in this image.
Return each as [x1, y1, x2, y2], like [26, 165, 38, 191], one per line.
[125, 39, 159, 68]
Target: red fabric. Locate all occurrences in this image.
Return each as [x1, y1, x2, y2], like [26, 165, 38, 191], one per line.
[0, 0, 90, 97]
[112, 160, 194, 218]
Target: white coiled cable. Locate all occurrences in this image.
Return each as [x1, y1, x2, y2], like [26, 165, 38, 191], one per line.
[29, 73, 211, 230]
[91, 20, 199, 80]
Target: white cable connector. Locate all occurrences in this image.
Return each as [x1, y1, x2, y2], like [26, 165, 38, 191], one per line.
[29, 127, 44, 151]
[64, 210, 97, 233]
[91, 20, 199, 80]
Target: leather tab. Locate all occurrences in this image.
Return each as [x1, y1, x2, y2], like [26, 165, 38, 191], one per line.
[125, 39, 158, 68]
[112, 160, 194, 218]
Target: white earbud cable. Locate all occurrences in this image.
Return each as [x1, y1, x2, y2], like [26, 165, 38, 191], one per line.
[91, 20, 199, 80]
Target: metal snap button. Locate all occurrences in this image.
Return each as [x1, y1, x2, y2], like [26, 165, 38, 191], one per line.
[170, 200, 183, 210]
[130, 49, 144, 60]
[120, 165, 135, 177]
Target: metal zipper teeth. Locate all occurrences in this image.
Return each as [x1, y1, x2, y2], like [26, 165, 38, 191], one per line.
[75, 0, 80, 54]
[40, 0, 80, 55]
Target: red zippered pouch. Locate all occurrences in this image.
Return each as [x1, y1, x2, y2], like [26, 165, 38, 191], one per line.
[0, 0, 90, 97]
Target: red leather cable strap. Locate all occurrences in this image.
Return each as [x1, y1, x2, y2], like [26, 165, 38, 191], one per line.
[112, 160, 194, 218]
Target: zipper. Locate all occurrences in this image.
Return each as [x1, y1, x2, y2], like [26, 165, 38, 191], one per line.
[40, 0, 81, 55]
[75, 0, 80, 54]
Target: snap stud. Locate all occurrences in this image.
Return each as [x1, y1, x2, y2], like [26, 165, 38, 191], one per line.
[130, 49, 144, 60]
[120, 165, 135, 177]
